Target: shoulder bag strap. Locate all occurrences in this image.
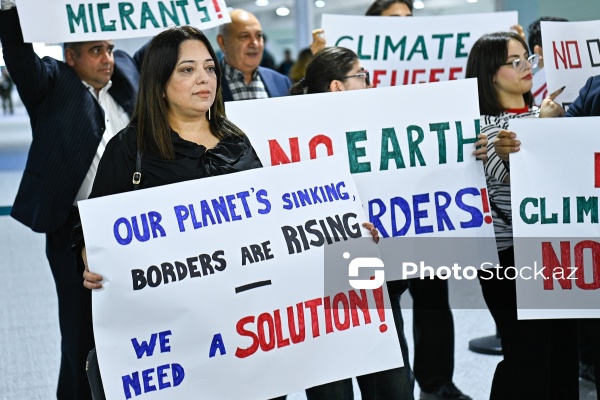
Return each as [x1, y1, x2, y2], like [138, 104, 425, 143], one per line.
[132, 148, 142, 190]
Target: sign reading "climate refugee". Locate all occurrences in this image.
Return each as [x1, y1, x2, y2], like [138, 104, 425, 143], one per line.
[321, 12, 517, 88]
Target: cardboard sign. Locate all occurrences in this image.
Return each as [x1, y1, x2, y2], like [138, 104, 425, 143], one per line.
[79, 156, 403, 400]
[541, 20, 600, 107]
[510, 117, 600, 319]
[226, 79, 499, 280]
[16, 0, 230, 42]
[321, 12, 517, 87]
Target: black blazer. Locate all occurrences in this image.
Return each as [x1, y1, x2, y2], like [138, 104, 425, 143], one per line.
[565, 75, 600, 117]
[0, 8, 141, 233]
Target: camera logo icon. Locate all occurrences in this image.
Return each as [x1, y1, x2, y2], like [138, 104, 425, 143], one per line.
[345, 252, 385, 290]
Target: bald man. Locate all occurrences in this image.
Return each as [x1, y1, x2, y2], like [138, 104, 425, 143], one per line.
[217, 9, 291, 101]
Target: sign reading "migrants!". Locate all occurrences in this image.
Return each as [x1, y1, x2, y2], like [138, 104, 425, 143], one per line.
[16, 0, 230, 42]
[79, 157, 403, 400]
[542, 20, 600, 108]
[321, 12, 517, 88]
[510, 117, 600, 320]
[226, 79, 499, 280]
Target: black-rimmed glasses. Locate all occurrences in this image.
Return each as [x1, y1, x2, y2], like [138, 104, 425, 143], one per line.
[340, 71, 371, 87]
[502, 54, 539, 72]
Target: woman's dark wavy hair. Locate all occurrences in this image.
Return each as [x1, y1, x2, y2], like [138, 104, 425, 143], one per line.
[131, 25, 244, 159]
[289, 46, 358, 95]
[465, 32, 534, 116]
[365, 0, 413, 16]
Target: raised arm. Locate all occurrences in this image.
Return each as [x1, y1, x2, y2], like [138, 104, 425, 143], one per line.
[0, 7, 56, 111]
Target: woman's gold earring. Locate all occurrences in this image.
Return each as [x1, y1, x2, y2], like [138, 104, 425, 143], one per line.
[208, 107, 211, 121]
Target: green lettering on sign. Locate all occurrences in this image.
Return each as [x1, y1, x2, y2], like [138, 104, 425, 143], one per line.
[357, 36, 372, 60]
[98, 3, 116, 31]
[334, 35, 353, 47]
[456, 119, 478, 162]
[175, 0, 191, 24]
[563, 197, 570, 223]
[160, 2, 181, 26]
[195, 0, 210, 23]
[66, 4, 88, 33]
[140, 2, 160, 29]
[406, 125, 426, 167]
[432, 33, 453, 59]
[380, 127, 405, 170]
[456, 32, 470, 58]
[408, 35, 428, 61]
[520, 198, 539, 224]
[577, 196, 598, 223]
[540, 198, 558, 224]
[429, 122, 450, 164]
[383, 36, 406, 61]
[119, 3, 137, 30]
[346, 130, 371, 174]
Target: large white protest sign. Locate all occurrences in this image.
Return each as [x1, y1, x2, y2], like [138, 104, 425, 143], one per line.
[321, 12, 517, 88]
[79, 157, 403, 400]
[16, 0, 230, 42]
[542, 20, 600, 107]
[510, 117, 600, 320]
[226, 79, 498, 281]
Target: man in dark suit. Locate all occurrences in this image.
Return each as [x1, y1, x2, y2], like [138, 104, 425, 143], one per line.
[0, 3, 141, 399]
[216, 9, 291, 102]
[565, 74, 600, 393]
[565, 75, 600, 118]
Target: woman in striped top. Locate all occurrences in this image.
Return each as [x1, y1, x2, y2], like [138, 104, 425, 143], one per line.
[466, 32, 577, 400]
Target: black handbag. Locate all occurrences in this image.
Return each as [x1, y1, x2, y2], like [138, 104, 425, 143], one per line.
[85, 148, 142, 399]
[86, 348, 106, 400]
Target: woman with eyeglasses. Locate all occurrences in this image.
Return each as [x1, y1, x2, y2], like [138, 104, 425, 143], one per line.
[290, 46, 412, 400]
[465, 32, 577, 400]
[290, 45, 486, 400]
[290, 47, 372, 95]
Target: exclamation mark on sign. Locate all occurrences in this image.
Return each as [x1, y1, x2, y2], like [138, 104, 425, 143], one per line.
[595, 153, 600, 188]
[371, 277, 387, 333]
[212, 0, 223, 18]
[480, 188, 493, 224]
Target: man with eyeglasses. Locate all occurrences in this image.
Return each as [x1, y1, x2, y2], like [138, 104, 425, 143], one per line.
[217, 9, 291, 102]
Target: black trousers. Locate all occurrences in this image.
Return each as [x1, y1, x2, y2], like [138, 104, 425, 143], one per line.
[408, 277, 455, 393]
[45, 208, 94, 400]
[580, 318, 600, 400]
[478, 246, 579, 400]
[305, 281, 415, 400]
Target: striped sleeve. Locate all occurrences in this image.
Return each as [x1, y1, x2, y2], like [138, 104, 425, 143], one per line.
[481, 115, 509, 184]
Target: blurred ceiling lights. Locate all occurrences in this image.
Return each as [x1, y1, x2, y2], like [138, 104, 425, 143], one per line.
[276, 6, 291, 16]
